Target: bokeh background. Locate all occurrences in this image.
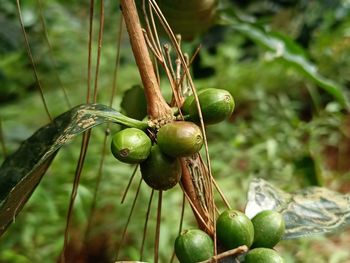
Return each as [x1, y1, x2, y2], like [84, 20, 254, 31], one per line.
[1, 0, 350, 262]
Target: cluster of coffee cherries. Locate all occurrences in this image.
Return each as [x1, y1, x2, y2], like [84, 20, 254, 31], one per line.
[110, 88, 235, 191]
[175, 209, 286, 263]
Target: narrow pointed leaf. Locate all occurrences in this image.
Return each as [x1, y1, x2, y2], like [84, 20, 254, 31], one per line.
[245, 178, 350, 239]
[219, 10, 349, 110]
[0, 103, 148, 236]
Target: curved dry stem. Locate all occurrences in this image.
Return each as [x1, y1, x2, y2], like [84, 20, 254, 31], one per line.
[60, 130, 92, 263]
[16, 0, 52, 122]
[86, 0, 94, 103]
[84, 17, 124, 244]
[121, 165, 139, 204]
[37, 0, 71, 109]
[110, 16, 124, 106]
[120, 0, 172, 119]
[114, 178, 143, 261]
[154, 190, 163, 263]
[140, 189, 154, 261]
[83, 130, 108, 243]
[93, 0, 105, 102]
[199, 246, 248, 263]
[170, 192, 186, 263]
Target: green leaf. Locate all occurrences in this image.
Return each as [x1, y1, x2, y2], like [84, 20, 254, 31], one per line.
[246, 178, 350, 239]
[0, 103, 148, 236]
[219, 10, 350, 110]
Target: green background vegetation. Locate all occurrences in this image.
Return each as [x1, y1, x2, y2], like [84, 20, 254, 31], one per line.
[1, 0, 350, 262]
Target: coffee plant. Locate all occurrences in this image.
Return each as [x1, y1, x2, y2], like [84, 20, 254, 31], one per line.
[1, 0, 350, 262]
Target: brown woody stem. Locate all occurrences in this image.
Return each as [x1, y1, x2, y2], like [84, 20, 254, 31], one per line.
[121, 0, 212, 245]
[180, 158, 214, 236]
[199, 246, 248, 263]
[120, 0, 172, 119]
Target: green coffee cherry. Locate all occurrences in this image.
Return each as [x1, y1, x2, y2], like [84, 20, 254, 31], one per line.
[182, 89, 208, 114]
[157, 121, 203, 157]
[188, 88, 235, 125]
[216, 209, 254, 250]
[175, 229, 214, 263]
[111, 128, 151, 164]
[140, 145, 181, 190]
[251, 210, 285, 248]
[244, 248, 285, 263]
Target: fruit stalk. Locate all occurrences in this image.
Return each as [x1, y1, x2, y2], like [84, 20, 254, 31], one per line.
[120, 0, 172, 119]
[96, 110, 149, 130]
[198, 245, 248, 263]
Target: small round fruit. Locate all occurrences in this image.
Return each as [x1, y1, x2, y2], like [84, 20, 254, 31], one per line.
[251, 210, 285, 248]
[189, 88, 235, 125]
[216, 209, 254, 249]
[182, 89, 208, 114]
[140, 145, 181, 190]
[182, 95, 194, 115]
[157, 121, 203, 157]
[111, 128, 151, 164]
[175, 229, 214, 263]
[244, 248, 285, 263]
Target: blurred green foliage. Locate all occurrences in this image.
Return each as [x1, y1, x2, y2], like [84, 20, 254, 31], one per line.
[1, 0, 350, 262]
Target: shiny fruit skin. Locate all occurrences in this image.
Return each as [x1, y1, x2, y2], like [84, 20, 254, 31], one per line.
[244, 248, 285, 263]
[140, 145, 181, 190]
[110, 128, 151, 164]
[182, 94, 194, 115]
[175, 229, 214, 263]
[181, 89, 208, 114]
[216, 209, 254, 250]
[189, 88, 235, 125]
[251, 210, 285, 248]
[157, 121, 203, 157]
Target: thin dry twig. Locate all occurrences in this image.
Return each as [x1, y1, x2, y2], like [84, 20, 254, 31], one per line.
[84, 15, 124, 244]
[170, 192, 186, 263]
[199, 246, 248, 263]
[154, 190, 163, 263]
[37, 0, 71, 109]
[86, 0, 94, 103]
[140, 189, 155, 261]
[148, 1, 218, 249]
[140, 1, 182, 111]
[121, 165, 139, 204]
[115, 178, 143, 261]
[120, 0, 172, 119]
[61, 130, 91, 263]
[93, 0, 105, 102]
[16, 0, 52, 121]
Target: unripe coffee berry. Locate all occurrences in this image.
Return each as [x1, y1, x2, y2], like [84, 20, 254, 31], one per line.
[216, 209, 254, 250]
[111, 128, 151, 164]
[140, 145, 181, 190]
[244, 248, 285, 263]
[251, 210, 285, 248]
[157, 121, 203, 157]
[175, 229, 214, 263]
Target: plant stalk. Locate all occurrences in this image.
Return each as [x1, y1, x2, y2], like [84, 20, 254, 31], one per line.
[120, 0, 172, 119]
